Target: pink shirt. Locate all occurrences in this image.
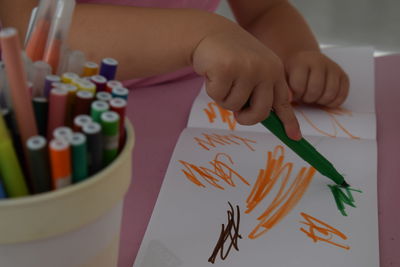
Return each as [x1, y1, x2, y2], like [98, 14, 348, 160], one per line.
[77, 0, 221, 87]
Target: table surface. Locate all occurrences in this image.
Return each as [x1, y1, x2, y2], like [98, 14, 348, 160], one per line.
[118, 55, 400, 267]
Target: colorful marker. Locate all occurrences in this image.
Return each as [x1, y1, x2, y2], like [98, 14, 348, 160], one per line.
[96, 91, 112, 102]
[90, 75, 107, 92]
[61, 72, 79, 84]
[47, 88, 68, 138]
[91, 100, 109, 123]
[33, 97, 49, 136]
[0, 178, 6, 199]
[82, 61, 99, 77]
[99, 58, 118, 80]
[0, 28, 38, 148]
[0, 112, 29, 197]
[111, 87, 129, 100]
[44, 74, 61, 97]
[53, 126, 73, 141]
[31, 61, 52, 97]
[49, 138, 71, 189]
[73, 114, 92, 132]
[109, 98, 126, 150]
[77, 79, 96, 94]
[26, 136, 51, 193]
[105, 80, 122, 93]
[83, 122, 103, 175]
[68, 132, 88, 183]
[261, 111, 349, 187]
[100, 111, 120, 165]
[73, 90, 94, 117]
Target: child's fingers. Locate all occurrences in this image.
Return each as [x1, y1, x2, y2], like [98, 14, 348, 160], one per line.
[327, 74, 350, 107]
[317, 70, 340, 105]
[288, 65, 309, 100]
[235, 82, 273, 125]
[302, 66, 325, 103]
[204, 74, 233, 103]
[218, 80, 253, 111]
[273, 80, 302, 140]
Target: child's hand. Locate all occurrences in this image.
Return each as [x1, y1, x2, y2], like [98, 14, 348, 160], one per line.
[285, 51, 349, 108]
[192, 29, 302, 140]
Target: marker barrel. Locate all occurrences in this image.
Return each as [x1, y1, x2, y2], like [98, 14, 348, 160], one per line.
[110, 98, 126, 150]
[91, 100, 109, 123]
[0, 28, 38, 145]
[82, 61, 99, 77]
[49, 138, 71, 189]
[68, 132, 88, 183]
[73, 114, 92, 132]
[47, 88, 68, 138]
[53, 126, 73, 141]
[0, 113, 29, 197]
[33, 97, 49, 136]
[111, 87, 129, 100]
[61, 72, 79, 84]
[99, 58, 118, 80]
[91, 75, 107, 92]
[0, 179, 6, 199]
[100, 111, 120, 165]
[73, 90, 94, 117]
[26, 136, 51, 193]
[105, 80, 122, 93]
[96, 91, 112, 102]
[44, 74, 61, 98]
[83, 122, 103, 175]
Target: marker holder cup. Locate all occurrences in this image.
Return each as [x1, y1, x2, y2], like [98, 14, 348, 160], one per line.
[0, 120, 135, 267]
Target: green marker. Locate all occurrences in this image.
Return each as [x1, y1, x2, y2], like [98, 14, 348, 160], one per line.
[68, 133, 88, 183]
[261, 111, 349, 187]
[91, 100, 109, 123]
[100, 111, 120, 166]
[0, 113, 29, 197]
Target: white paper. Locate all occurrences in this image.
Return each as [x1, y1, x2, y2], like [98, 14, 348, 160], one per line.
[133, 47, 379, 267]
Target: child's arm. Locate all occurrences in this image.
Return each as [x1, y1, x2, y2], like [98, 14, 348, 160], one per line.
[0, 2, 301, 139]
[229, 0, 349, 108]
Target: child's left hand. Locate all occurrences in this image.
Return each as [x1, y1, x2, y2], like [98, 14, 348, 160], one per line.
[284, 51, 349, 108]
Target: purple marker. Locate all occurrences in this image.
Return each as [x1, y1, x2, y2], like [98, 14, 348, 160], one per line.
[90, 75, 107, 92]
[44, 75, 61, 98]
[99, 58, 118, 80]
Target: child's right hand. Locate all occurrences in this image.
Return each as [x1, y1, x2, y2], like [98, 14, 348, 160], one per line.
[192, 28, 302, 141]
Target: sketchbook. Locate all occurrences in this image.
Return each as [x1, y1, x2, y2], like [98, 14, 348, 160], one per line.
[133, 47, 379, 267]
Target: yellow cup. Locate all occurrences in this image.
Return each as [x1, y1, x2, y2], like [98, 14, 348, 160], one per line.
[0, 121, 134, 267]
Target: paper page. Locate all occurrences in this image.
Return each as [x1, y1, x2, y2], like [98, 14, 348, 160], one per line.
[133, 128, 379, 267]
[188, 47, 376, 140]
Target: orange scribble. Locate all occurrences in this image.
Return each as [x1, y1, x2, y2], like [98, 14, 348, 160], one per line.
[299, 212, 350, 250]
[194, 133, 257, 152]
[296, 106, 360, 139]
[204, 102, 237, 131]
[245, 146, 316, 239]
[179, 153, 250, 190]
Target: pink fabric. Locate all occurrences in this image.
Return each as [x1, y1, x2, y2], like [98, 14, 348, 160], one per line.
[118, 55, 400, 266]
[76, 0, 221, 87]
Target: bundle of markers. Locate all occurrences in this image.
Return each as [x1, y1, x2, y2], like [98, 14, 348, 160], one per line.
[0, 0, 129, 200]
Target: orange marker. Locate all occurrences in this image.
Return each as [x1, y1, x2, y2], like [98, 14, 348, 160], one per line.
[49, 138, 71, 189]
[43, 0, 76, 73]
[25, 0, 55, 61]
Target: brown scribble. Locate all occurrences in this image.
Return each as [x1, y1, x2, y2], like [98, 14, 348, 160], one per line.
[179, 153, 250, 190]
[194, 132, 257, 152]
[208, 202, 242, 264]
[299, 212, 350, 250]
[245, 146, 316, 239]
